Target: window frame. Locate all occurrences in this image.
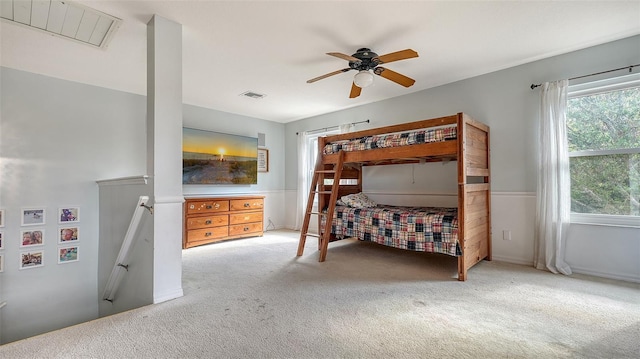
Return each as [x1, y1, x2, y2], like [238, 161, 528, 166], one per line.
[567, 73, 640, 228]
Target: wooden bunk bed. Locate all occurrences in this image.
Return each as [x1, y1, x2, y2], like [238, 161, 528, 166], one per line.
[296, 112, 491, 281]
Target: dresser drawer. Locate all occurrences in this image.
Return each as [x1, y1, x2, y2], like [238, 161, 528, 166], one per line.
[186, 215, 228, 230]
[229, 212, 262, 225]
[186, 200, 230, 214]
[229, 222, 263, 236]
[230, 198, 264, 211]
[187, 227, 228, 242]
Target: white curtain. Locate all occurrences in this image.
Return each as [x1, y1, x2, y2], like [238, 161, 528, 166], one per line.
[295, 123, 355, 230]
[534, 80, 572, 275]
[294, 131, 310, 230]
[339, 123, 354, 134]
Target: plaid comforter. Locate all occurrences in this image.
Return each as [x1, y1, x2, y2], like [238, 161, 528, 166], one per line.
[323, 126, 457, 154]
[323, 205, 461, 257]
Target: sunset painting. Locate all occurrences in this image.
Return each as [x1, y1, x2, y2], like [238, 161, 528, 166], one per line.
[183, 128, 258, 184]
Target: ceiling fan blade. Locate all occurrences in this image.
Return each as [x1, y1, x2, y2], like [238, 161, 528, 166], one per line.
[307, 68, 352, 83]
[375, 49, 418, 64]
[327, 52, 361, 63]
[349, 83, 362, 98]
[375, 67, 416, 87]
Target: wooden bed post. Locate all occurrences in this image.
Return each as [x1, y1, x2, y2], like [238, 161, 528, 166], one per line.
[457, 113, 492, 281]
[456, 113, 468, 281]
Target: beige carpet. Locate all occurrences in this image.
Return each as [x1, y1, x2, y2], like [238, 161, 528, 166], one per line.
[1, 229, 639, 358]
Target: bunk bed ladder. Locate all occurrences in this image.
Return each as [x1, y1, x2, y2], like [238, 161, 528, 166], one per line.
[297, 150, 345, 261]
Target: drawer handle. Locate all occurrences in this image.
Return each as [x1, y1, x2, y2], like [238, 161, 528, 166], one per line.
[205, 232, 212, 237]
[243, 226, 249, 231]
[205, 203, 220, 210]
[244, 203, 250, 207]
[205, 220, 212, 225]
[206, 205, 212, 209]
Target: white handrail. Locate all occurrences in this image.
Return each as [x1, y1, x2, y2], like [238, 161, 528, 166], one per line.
[102, 196, 152, 302]
[0, 301, 6, 309]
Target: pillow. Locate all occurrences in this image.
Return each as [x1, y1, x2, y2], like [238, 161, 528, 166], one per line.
[340, 192, 377, 208]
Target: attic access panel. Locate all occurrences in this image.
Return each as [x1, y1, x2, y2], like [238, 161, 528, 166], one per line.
[0, 0, 121, 49]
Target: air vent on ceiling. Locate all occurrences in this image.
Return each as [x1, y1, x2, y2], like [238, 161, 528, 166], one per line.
[240, 91, 267, 100]
[0, 0, 121, 49]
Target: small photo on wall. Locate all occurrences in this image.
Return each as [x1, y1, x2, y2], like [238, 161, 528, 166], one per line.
[0, 209, 5, 227]
[58, 207, 79, 224]
[20, 250, 44, 270]
[0, 231, 4, 249]
[22, 208, 45, 226]
[21, 229, 44, 247]
[59, 227, 79, 244]
[58, 246, 79, 264]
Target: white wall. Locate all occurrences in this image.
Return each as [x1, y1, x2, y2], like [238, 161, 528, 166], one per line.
[284, 35, 640, 283]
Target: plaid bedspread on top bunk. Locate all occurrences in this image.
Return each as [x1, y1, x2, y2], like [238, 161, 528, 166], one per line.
[322, 205, 461, 257]
[323, 126, 457, 154]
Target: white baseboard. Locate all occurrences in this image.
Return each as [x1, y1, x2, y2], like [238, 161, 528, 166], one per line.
[491, 255, 533, 266]
[153, 288, 184, 304]
[570, 266, 640, 284]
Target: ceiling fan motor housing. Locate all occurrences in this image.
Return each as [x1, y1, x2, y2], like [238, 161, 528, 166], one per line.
[349, 48, 380, 71]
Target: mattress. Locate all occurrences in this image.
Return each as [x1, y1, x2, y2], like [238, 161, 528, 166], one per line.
[323, 204, 461, 257]
[323, 126, 457, 155]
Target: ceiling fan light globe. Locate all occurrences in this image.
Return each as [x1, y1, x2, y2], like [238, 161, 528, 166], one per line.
[354, 71, 374, 88]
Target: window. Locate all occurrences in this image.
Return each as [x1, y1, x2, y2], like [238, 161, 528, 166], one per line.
[567, 73, 640, 226]
[303, 130, 358, 205]
[303, 130, 339, 204]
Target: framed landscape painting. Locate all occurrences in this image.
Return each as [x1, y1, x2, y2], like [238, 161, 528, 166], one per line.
[183, 128, 258, 185]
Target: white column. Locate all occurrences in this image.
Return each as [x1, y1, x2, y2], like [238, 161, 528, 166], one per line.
[147, 15, 184, 303]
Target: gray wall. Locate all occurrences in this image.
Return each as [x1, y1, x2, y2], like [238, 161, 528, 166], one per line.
[284, 35, 640, 282]
[182, 103, 286, 196]
[0, 67, 286, 344]
[0, 67, 147, 343]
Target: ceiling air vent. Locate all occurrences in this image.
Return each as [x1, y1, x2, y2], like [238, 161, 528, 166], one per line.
[0, 0, 122, 49]
[240, 91, 267, 100]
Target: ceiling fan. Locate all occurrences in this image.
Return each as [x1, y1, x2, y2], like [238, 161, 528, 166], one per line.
[307, 48, 419, 98]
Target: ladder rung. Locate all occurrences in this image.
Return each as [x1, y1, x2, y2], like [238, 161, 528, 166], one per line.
[303, 233, 321, 238]
[309, 211, 326, 216]
[316, 170, 336, 174]
[312, 191, 333, 194]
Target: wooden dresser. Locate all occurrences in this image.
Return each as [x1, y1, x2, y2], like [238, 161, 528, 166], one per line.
[183, 195, 265, 249]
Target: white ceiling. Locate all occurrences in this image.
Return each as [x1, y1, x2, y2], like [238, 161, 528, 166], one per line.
[1, 1, 639, 123]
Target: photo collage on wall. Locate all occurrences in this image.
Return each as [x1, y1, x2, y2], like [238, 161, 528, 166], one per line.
[0, 206, 81, 271]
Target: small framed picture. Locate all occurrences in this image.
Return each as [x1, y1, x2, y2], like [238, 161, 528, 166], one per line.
[21, 229, 44, 247]
[58, 246, 79, 264]
[59, 207, 80, 223]
[20, 250, 44, 270]
[0, 254, 4, 272]
[22, 208, 45, 226]
[0, 231, 3, 249]
[59, 227, 79, 244]
[258, 148, 269, 172]
[0, 209, 5, 227]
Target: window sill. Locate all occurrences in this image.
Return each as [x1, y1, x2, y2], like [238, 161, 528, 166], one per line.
[570, 213, 640, 228]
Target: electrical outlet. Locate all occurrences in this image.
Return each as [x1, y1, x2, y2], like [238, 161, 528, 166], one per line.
[502, 230, 512, 241]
